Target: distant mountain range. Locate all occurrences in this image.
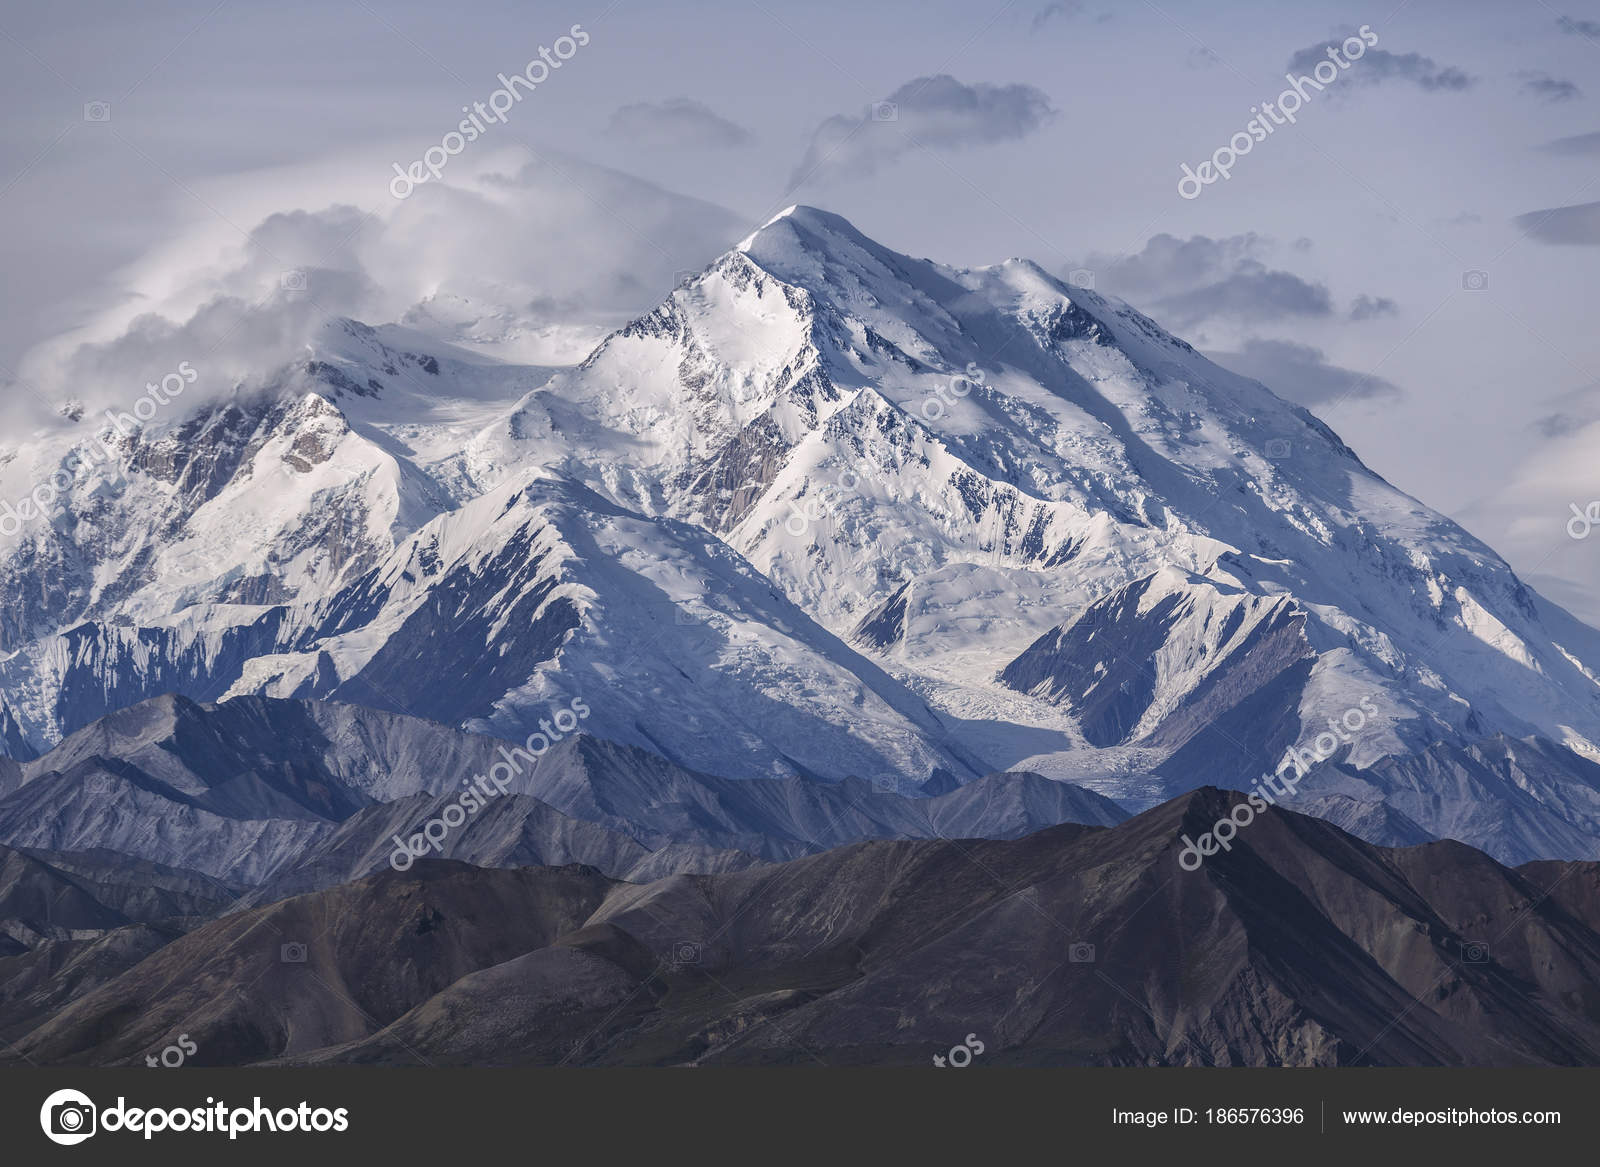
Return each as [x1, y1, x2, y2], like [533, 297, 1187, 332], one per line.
[0, 694, 1126, 887]
[8, 789, 1600, 1067]
[4, 206, 1600, 1067]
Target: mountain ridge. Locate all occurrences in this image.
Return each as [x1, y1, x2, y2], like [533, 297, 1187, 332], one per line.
[8, 787, 1600, 1068]
[1, 205, 1598, 864]
[0, 693, 1128, 885]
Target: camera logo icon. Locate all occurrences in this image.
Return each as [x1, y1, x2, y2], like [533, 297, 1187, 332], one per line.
[280, 941, 308, 963]
[40, 1089, 97, 1145]
[1068, 941, 1096, 963]
[871, 101, 899, 122]
[1461, 940, 1489, 963]
[1067, 268, 1096, 290]
[671, 940, 702, 966]
[83, 102, 111, 123]
[280, 269, 308, 293]
[1264, 439, 1293, 460]
[1462, 270, 1489, 291]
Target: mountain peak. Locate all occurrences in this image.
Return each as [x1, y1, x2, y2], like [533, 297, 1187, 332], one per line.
[734, 204, 898, 286]
[739, 204, 860, 246]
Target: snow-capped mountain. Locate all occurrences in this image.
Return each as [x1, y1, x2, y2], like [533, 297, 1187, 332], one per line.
[4, 206, 1600, 862]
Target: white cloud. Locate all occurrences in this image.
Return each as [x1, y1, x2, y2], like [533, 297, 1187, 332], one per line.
[11, 149, 744, 423]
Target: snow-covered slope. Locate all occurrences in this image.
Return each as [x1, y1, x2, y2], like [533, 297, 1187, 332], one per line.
[450, 207, 1600, 846]
[235, 471, 977, 784]
[4, 206, 1600, 861]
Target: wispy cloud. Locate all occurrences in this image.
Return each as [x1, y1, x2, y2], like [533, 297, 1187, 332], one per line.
[606, 98, 752, 148]
[1557, 14, 1600, 38]
[789, 74, 1055, 186]
[1515, 201, 1600, 245]
[1538, 130, 1600, 156]
[1518, 71, 1583, 103]
[1070, 233, 1401, 331]
[1285, 40, 1473, 91]
[1207, 339, 1403, 406]
[1349, 294, 1398, 321]
[1031, 1, 1082, 31]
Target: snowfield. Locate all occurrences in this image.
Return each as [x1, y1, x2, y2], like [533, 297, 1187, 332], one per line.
[3, 205, 1600, 862]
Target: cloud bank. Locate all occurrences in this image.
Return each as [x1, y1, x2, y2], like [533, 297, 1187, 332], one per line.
[10, 153, 744, 426]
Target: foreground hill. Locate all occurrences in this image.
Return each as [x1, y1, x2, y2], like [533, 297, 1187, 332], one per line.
[9, 789, 1600, 1067]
